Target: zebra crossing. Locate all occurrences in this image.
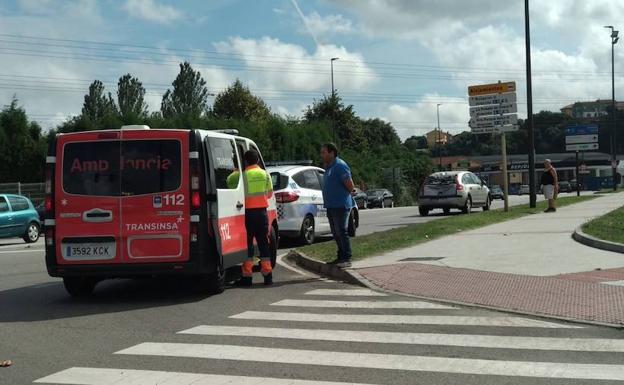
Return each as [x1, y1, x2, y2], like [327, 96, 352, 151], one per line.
[35, 286, 624, 384]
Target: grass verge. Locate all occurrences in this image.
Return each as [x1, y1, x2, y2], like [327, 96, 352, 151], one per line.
[298, 195, 595, 263]
[582, 205, 624, 245]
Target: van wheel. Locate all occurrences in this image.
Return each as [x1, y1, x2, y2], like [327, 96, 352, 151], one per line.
[23, 222, 40, 243]
[461, 197, 472, 214]
[299, 215, 315, 245]
[418, 206, 429, 216]
[63, 277, 97, 297]
[443, 208, 451, 215]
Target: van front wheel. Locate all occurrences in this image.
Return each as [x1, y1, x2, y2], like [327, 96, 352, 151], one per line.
[63, 277, 97, 297]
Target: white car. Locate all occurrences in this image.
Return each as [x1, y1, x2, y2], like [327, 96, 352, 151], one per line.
[268, 165, 358, 245]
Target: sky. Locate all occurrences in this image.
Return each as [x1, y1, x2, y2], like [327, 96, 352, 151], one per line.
[0, 0, 623, 140]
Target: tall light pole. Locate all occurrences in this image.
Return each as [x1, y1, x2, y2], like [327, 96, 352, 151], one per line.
[525, 0, 537, 208]
[437, 103, 442, 169]
[330, 57, 339, 97]
[605, 26, 619, 191]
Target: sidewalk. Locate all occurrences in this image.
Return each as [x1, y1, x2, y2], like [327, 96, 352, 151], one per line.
[352, 192, 624, 326]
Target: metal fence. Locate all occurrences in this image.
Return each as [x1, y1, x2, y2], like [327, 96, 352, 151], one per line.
[0, 182, 45, 204]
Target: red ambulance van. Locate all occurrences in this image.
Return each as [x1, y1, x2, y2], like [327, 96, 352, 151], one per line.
[44, 125, 278, 296]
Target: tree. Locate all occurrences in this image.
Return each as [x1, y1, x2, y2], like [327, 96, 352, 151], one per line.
[404, 135, 428, 151]
[304, 93, 366, 149]
[212, 79, 271, 121]
[161, 62, 209, 120]
[82, 80, 117, 122]
[117, 74, 148, 122]
[362, 118, 400, 148]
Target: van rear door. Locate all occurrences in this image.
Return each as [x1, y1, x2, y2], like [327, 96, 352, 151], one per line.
[56, 132, 122, 265]
[119, 129, 189, 263]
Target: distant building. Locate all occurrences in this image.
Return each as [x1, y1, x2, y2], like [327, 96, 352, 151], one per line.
[560, 100, 624, 119]
[425, 129, 452, 148]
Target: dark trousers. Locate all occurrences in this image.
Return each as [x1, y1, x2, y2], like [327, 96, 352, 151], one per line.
[245, 208, 270, 261]
[327, 208, 352, 262]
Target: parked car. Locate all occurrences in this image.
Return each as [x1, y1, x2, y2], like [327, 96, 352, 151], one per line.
[418, 171, 491, 216]
[366, 189, 394, 208]
[558, 181, 573, 193]
[268, 165, 359, 245]
[0, 194, 41, 243]
[489, 185, 504, 200]
[517, 185, 530, 195]
[352, 188, 368, 209]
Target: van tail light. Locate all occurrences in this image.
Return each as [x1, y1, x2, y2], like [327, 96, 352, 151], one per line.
[44, 163, 54, 216]
[191, 191, 201, 209]
[44, 196, 53, 213]
[190, 224, 198, 242]
[276, 191, 299, 203]
[45, 228, 55, 247]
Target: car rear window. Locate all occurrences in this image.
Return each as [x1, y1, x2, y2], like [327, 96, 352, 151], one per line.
[426, 174, 456, 185]
[271, 172, 289, 190]
[63, 140, 181, 196]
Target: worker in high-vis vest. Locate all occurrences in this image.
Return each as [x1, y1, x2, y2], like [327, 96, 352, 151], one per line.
[235, 149, 274, 287]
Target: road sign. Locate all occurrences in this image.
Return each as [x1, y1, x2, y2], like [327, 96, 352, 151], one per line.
[468, 82, 516, 96]
[565, 135, 598, 144]
[468, 92, 517, 107]
[471, 125, 518, 134]
[565, 125, 599, 136]
[566, 143, 599, 151]
[470, 114, 518, 128]
[469, 103, 517, 118]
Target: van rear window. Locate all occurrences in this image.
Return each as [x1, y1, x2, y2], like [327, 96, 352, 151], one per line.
[63, 140, 181, 196]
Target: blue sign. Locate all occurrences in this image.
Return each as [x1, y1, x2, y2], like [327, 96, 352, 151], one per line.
[565, 125, 599, 136]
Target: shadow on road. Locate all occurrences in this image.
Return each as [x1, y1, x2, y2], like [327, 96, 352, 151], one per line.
[0, 267, 320, 323]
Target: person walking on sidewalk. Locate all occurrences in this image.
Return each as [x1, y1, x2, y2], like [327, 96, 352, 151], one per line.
[321, 143, 355, 268]
[541, 159, 558, 213]
[235, 150, 274, 287]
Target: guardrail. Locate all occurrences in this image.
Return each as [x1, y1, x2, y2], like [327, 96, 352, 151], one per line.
[0, 182, 45, 204]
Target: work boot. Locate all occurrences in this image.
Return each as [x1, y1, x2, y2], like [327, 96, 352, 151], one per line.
[263, 273, 273, 286]
[234, 276, 252, 287]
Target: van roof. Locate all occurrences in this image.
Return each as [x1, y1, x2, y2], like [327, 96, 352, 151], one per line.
[57, 128, 247, 141]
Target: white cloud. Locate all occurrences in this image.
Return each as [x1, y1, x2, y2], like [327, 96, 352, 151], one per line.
[299, 11, 354, 36]
[122, 0, 183, 25]
[213, 36, 376, 92]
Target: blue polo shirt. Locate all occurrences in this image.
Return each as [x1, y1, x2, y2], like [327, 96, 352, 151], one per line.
[322, 157, 353, 209]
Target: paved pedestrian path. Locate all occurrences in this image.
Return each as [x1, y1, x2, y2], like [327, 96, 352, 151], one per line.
[353, 192, 624, 326]
[35, 287, 624, 384]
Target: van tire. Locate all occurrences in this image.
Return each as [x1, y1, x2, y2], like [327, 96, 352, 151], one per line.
[418, 206, 429, 216]
[205, 256, 225, 295]
[299, 215, 315, 245]
[63, 277, 97, 297]
[23, 222, 40, 243]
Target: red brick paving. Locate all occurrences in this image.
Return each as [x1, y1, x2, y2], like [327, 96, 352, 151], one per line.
[357, 263, 624, 326]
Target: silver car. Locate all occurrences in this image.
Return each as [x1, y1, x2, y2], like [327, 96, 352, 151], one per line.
[418, 171, 491, 216]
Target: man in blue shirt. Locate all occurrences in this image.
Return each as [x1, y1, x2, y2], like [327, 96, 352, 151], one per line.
[320, 143, 355, 268]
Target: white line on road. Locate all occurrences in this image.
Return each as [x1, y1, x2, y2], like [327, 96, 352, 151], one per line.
[179, 325, 624, 352]
[115, 343, 624, 381]
[34, 367, 370, 385]
[304, 289, 386, 296]
[229, 311, 582, 328]
[0, 248, 44, 254]
[271, 299, 456, 309]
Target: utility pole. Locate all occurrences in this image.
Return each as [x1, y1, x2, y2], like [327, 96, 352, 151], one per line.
[330, 57, 339, 143]
[525, 0, 537, 208]
[437, 103, 443, 169]
[605, 26, 619, 191]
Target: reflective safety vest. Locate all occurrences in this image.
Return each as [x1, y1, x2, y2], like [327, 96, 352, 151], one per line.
[243, 165, 273, 209]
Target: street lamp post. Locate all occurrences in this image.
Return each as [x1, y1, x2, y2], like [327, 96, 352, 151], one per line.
[437, 103, 442, 169]
[605, 26, 619, 191]
[330, 57, 339, 97]
[525, 0, 537, 208]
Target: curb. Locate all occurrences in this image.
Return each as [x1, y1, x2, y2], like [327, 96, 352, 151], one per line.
[285, 250, 364, 286]
[287, 249, 623, 329]
[573, 226, 624, 254]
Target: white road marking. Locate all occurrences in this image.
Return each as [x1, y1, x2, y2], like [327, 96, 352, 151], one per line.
[179, 325, 624, 352]
[271, 299, 455, 309]
[603, 280, 624, 287]
[34, 367, 369, 384]
[0, 248, 44, 254]
[115, 343, 624, 381]
[304, 288, 386, 296]
[229, 311, 582, 328]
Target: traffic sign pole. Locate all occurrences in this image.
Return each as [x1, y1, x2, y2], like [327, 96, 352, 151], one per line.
[502, 132, 509, 212]
[575, 151, 580, 197]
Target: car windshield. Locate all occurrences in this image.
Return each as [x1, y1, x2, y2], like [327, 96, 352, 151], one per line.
[426, 174, 456, 185]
